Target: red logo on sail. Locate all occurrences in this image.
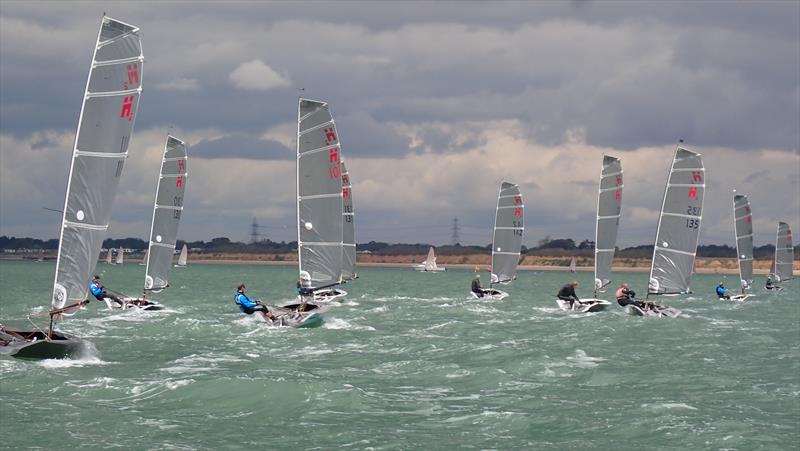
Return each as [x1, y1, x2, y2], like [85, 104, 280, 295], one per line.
[176, 176, 183, 188]
[120, 96, 134, 120]
[343, 188, 350, 199]
[691, 171, 703, 183]
[615, 189, 621, 201]
[687, 186, 698, 199]
[177, 160, 186, 171]
[615, 175, 622, 186]
[513, 207, 522, 218]
[514, 196, 522, 205]
[324, 128, 337, 145]
[127, 64, 139, 85]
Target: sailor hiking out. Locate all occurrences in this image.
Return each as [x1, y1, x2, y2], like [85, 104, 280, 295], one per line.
[234, 284, 275, 320]
[90, 275, 123, 307]
[716, 282, 731, 300]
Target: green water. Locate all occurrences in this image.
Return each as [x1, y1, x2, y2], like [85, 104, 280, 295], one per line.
[0, 260, 798, 450]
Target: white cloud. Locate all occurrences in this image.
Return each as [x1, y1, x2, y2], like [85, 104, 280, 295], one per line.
[228, 59, 290, 91]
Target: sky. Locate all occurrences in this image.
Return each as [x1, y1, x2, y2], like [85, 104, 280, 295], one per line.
[1, 0, 798, 248]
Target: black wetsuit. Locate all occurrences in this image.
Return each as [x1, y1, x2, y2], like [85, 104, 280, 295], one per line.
[471, 279, 484, 297]
[557, 284, 579, 307]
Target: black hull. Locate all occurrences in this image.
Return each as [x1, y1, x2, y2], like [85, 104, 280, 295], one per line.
[0, 327, 83, 359]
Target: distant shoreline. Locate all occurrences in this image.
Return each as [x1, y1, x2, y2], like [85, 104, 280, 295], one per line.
[4, 253, 793, 276]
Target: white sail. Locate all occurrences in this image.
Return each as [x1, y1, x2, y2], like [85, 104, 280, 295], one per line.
[105, 248, 113, 264]
[176, 244, 188, 267]
[297, 98, 344, 288]
[341, 159, 356, 280]
[51, 16, 143, 310]
[116, 246, 124, 265]
[139, 248, 147, 265]
[490, 182, 523, 284]
[648, 147, 705, 295]
[425, 247, 437, 271]
[772, 222, 793, 282]
[594, 155, 623, 293]
[569, 257, 577, 273]
[732, 192, 754, 292]
[144, 136, 188, 290]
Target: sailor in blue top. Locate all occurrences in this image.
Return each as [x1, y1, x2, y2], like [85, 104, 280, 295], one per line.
[90, 275, 123, 305]
[234, 284, 275, 320]
[716, 282, 731, 300]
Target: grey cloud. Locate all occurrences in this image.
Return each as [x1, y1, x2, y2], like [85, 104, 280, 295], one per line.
[190, 134, 293, 160]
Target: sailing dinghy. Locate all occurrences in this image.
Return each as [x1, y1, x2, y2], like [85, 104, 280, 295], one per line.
[115, 246, 124, 265]
[568, 257, 577, 273]
[415, 247, 446, 272]
[728, 192, 754, 301]
[175, 243, 188, 267]
[139, 248, 147, 265]
[472, 182, 523, 300]
[110, 136, 188, 311]
[105, 247, 114, 264]
[1, 16, 144, 358]
[260, 98, 346, 327]
[634, 146, 704, 318]
[558, 156, 622, 312]
[768, 222, 793, 290]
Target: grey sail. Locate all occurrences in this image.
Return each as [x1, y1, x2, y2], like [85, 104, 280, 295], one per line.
[595, 155, 623, 292]
[144, 136, 188, 291]
[341, 159, 356, 280]
[733, 193, 754, 291]
[116, 246, 124, 265]
[52, 17, 143, 310]
[773, 222, 793, 282]
[648, 147, 705, 295]
[297, 98, 344, 287]
[491, 182, 524, 284]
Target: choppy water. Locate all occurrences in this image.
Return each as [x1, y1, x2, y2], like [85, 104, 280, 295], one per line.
[0, 260, 798, 450]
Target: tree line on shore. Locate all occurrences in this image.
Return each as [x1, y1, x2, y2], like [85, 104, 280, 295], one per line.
[2, 235, 797, 259]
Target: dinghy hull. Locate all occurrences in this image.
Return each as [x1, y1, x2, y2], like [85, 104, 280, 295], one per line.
[556, 298, 611, 313]
[0, 328, 82, 359]
[470, 289, 508, 300]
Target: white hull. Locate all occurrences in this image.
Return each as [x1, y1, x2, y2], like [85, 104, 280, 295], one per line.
[414, 266, 446, 272]
[556, 298, 612, 313]
[726, 294, 753, 302]
[104, 297, 164, 311]
[310, 288, 348, 303]
[625, 303, 681, 318]
[470, 289, 508, 300]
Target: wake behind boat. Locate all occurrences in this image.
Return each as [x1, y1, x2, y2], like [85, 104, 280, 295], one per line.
[1, 16, 143, 358]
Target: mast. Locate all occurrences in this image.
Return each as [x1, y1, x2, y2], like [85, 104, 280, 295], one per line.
[50, 16, 143, 325]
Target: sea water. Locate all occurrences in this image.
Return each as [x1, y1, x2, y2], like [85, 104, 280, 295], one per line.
[0, 260, 798, 450]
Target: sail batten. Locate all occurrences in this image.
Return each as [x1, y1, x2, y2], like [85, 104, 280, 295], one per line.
[51, 16, 143, 309]
[648, 147, 705, 295]
[490, 182, 523, 285]
[144, 136, 188, 291]
[733, 193, 754, 292]
[297, 98, 344, 287]
[594, 155, 623, 293]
